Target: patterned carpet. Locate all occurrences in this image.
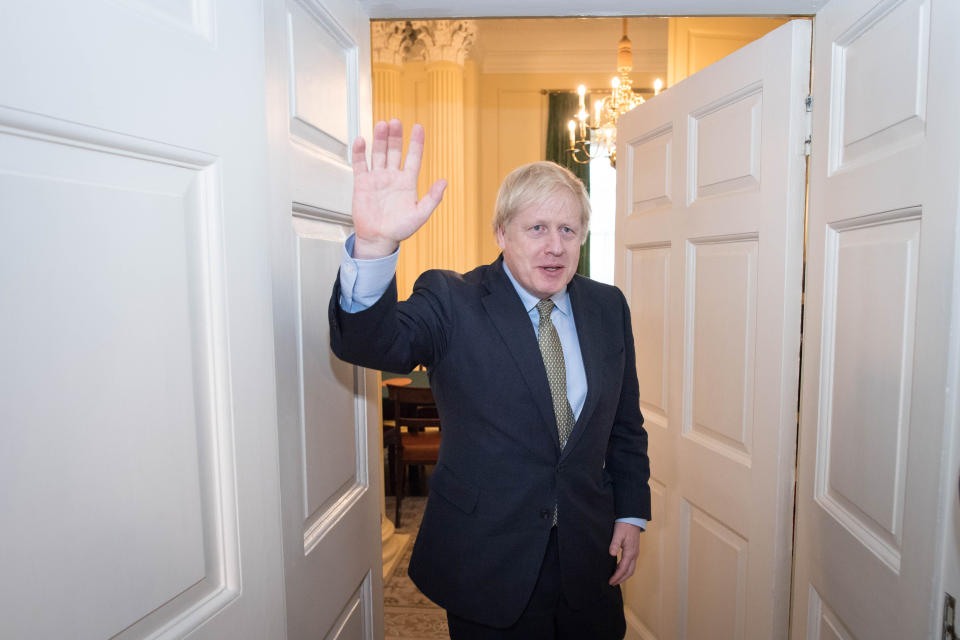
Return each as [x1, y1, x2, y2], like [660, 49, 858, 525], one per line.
[383, 496, 449, 640]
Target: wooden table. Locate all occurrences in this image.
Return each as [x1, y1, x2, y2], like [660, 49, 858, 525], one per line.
[381, 370, 429, 397]
[380, 369, 435, 500]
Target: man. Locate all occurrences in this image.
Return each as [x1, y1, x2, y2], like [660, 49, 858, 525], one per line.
[329, 119, 651, 639]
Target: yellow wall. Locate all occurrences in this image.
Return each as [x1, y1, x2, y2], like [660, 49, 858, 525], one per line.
[476, 70, 662, 264]
[667, 17, 790, 86]
[383, 62, 661, 295]
[378, 18, 791, 296]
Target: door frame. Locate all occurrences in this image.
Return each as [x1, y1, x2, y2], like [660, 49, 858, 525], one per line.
[358, 2, 960, 637]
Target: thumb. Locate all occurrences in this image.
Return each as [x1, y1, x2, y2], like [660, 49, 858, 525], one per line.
[417, 179, 447, 218]
[609, 535, 622, 557]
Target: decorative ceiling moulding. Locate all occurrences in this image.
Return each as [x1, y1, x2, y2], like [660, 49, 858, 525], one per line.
[370, 20, 416, 65]
[357, 0, 828, 19]
[407, 19, 477, 64]
[479, 49, 667, 75]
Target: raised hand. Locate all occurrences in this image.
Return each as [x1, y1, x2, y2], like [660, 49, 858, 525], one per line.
[350, 119, 447, 259]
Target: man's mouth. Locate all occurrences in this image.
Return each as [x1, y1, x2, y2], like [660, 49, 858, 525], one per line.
[541, 266, 563, 273]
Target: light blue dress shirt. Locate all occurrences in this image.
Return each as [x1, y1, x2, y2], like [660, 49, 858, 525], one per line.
[338, 233, 645, 530]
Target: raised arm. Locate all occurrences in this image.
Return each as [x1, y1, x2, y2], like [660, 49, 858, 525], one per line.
[351, 119, 447, 259]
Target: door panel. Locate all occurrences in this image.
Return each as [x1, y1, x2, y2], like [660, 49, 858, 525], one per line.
[264, 0, 383, 638]
[0, 2, 285, 638]
[616, 20, 811, 640]
[791, 0, 960, 637]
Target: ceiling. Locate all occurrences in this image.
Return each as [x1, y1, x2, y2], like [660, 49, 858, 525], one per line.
[360, 0, 827, 19]
[472, 18, 668, 74]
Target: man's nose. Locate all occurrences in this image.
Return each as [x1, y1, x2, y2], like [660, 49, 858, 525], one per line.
[545, 231, 565, 254]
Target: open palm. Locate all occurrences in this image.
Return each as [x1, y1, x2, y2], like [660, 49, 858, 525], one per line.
[350, 120, 447, 259]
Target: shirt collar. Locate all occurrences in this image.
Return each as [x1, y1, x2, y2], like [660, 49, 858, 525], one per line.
[501, 260, 572, 318]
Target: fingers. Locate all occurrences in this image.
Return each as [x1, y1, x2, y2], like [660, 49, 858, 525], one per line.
[609, 553, 637, 586]
[404, 123, 426, 175]
[371, 120, 389, 169]
[351, 136, 367, 175]
[417, 179, 447, 219]
[607, 523, 641, 586]
[608, 535, 638, 585]
[386, 118, 404, 169]
[608, 532, 624, 557]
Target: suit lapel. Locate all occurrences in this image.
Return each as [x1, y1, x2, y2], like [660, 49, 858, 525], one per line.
[563, 276, 602, 460]
[480, 259, 561, 456]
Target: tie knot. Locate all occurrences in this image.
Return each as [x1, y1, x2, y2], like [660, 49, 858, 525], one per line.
[536, 299, 555, 319]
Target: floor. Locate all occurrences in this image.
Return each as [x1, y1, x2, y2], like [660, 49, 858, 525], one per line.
[383, 495, 449, 640]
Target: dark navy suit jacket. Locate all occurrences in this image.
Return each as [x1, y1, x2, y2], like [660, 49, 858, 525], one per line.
[329, 256, 650, 628]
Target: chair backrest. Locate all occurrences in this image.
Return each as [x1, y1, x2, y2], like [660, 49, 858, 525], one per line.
[387, 384, 440, 435]
[386, 384, 435, 407]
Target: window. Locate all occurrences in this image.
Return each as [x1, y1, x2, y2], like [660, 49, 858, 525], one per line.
[588, 154, 616, 284]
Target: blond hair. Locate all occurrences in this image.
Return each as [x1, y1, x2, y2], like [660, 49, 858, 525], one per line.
[492, 161, 591, 244]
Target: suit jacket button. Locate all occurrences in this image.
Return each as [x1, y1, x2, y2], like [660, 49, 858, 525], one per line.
[539, 509, 551, 520]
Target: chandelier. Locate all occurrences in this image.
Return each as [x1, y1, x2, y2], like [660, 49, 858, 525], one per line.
[567, 19, 662, 167]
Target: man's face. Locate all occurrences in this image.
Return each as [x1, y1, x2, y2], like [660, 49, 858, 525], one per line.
[496, 190, 583, 300]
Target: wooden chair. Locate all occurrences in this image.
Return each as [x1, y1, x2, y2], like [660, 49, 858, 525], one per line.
[385, 384, 441, 527]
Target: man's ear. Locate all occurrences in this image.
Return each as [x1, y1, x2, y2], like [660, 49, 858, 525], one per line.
[495, 225, 506, 250]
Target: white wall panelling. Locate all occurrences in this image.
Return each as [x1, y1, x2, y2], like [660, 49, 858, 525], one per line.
[0, 1, 288, 633]
[688, 85, 762, 203]
[616, 21, 810, 638]
[293, 212, 370, 553]
[828, 0, 929, 173]
[626, 244, 671, 429]
[628, 126, 674, 215]
[683, 502, 749, 640]
[791, 0, 960, 636]
[805, 587, 855, 640]
[0, 108, 242, 640]
[684, 235, 758, 467]
[125, 0, 216, 41]
[265, 0, 383, 636]
[288, 0, 358, 158]
[624, 479, 667, 639]
[323, 572, 375, 640]
[286, 0, 364, 215]
[815, 209, 920, 572]
[359, 0, 832, 19]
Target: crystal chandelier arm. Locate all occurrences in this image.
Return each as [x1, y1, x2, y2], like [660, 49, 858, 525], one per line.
[562, 19, 660, 168]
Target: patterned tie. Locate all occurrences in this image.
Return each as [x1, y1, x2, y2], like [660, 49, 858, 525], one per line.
[536, 299, 575, 450]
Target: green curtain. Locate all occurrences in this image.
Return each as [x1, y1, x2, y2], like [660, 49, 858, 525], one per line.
[545, 92, 591, 278]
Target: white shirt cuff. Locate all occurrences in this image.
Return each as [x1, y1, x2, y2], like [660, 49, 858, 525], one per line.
[338, 233, 399, 313]
[615, 517, 647, 531]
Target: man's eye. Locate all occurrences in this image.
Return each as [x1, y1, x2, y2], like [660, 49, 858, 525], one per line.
[531, 225, 543, 231]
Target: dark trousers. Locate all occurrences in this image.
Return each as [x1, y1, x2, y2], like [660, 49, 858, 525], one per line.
[446, 528, 626, 640]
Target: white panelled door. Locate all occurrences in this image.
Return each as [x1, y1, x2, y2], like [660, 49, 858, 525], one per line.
[615, 20, 811, 640]
[791, 0, 960, 637]
[0, 1, 287, 638]
[263, 0, 383, 639]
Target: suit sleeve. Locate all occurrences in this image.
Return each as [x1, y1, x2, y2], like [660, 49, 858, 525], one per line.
[605, 289, 652, 521]
[329, 268, 455, 373]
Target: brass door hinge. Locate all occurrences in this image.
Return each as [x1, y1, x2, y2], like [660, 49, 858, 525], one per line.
[945, 593, 958, 640]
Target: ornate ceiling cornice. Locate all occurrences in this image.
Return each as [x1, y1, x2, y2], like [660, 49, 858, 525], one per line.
[406, 20, 476, 65]
[370, 20, 416, 66]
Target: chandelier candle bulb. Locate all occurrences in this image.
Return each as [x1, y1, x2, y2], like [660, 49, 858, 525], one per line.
[565, 18, 643, 168]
